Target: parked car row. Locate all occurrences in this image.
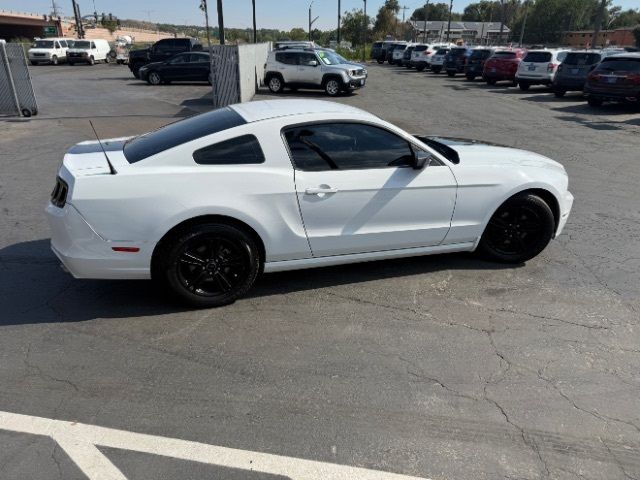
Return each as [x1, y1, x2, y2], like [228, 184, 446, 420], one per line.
[375, 43, 639, 109]
[28, 38, 111, 65]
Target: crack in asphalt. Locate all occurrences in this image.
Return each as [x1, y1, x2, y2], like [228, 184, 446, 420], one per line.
[600, 437, 640, 480]
[22, 343, 80, 393]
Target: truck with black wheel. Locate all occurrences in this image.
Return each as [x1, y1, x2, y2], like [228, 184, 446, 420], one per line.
[128, 38, 202, 79]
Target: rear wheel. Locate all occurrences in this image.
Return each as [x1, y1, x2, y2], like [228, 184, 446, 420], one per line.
[466, 74, 475, 81]
[486, 78, 496, 85]
[51, 55, 58, 65]
[588, 97, 603, 107]
[156, 223, 260, 308]
[377, 59, 384, 64]
[554, 89, 566, 98]
[89, 56, 95, 65]
[432, 66, 442, 73]
[148, 71, 162, 85]
[478, 193, 555, 264]
[447, 71, 455, 77]
[267, 74, 284, 93]
[416, 64, 425, 72]
[519, 82, 530, 91]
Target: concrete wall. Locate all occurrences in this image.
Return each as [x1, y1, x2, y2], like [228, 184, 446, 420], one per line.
[237, 43, 271, 103]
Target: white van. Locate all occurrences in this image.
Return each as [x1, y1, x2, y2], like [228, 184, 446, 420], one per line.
[67, 39, 111, 65]
[28, 38, 74, 65]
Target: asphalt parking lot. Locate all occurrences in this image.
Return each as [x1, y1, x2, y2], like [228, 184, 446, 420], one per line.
[1, 61, 639, 480]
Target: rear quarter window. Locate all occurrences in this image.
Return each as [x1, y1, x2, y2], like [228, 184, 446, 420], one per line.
[564, 53, 601, 65]
[596, 58, 640, 72]
[492, 52, 516, 59]
[193, 135, 265, 165]
[414, 45, 428, 52]
[470, 50, 491, 59]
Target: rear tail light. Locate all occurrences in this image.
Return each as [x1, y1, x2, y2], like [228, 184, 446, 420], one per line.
[547, 63, 557, 72]
[626, 74, 640, 85]
[50, 177, 68, 208]
[587, 72, 599, 82]
[112, 246, 140, 253]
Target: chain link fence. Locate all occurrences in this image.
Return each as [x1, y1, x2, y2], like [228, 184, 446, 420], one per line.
[0, 43, 38, 117]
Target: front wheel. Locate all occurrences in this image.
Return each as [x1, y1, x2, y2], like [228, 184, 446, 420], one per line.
[486, 78, 496, 85]
[416, 64, 425, 72]
[554, 89, 566, 98]
[465, 74, 475, 81]
[447, 71, 455, 77]
[324, 78, 341, 97]
[478, 193, 555, 264]
[432, 66, 442, 74]
[148, 71, 162, 85]
[89, 56, 95, 65]
[51, 55, 58, 65]
[267, 75, 284, 93]
[157, 224, 260, 308]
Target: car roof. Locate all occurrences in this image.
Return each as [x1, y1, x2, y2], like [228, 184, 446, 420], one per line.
[230, 100, 375, 124]
[605, 52, 640, 60]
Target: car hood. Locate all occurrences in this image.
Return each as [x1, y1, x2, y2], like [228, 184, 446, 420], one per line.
[423, 136, 566, 172]
[140, 61, 163, 69]
[28, 48, 53, 54]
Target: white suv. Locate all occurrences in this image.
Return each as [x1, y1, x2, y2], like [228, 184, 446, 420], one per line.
[28, 38, 73, 65]
[411, 44, 452, 71]
[265, 48, 367, 96]
[516, 49, 570, 90]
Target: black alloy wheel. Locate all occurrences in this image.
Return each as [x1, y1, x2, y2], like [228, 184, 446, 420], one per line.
[478, 193, 554, 263]
[160, 224, 260, 307]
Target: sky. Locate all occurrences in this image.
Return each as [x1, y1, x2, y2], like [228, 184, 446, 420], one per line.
[3, 0, 639, 31]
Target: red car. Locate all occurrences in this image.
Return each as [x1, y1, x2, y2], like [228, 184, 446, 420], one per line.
[483, 49, 527, 85]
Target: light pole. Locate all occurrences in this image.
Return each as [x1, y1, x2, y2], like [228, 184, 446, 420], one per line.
[362, 0, 367, 62]
[308, 1, 319, 41]
[518, 0, 528, 47]
[217, 0, 225, 45]
[422, 0, 430, 43]
[446, 0, 453, 42]
[337, 0, 341, 44]
[252, 0, 257, 43]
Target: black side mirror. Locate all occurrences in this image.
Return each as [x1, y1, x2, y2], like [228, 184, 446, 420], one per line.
[412, 151, 433, 170]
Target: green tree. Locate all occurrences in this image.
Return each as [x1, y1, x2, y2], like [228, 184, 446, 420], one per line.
[411, 3, 452, 21]
[374, 0, 402, 38]
[609, 8, 640, 29]
[287, 27, 307, 40]
[341, 9, 372, 46]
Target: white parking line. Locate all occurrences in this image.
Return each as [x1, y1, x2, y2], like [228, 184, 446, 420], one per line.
[0, 410, 431, 480]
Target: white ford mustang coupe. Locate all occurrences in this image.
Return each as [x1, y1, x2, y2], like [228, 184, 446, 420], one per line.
[47, 100, 573, 307]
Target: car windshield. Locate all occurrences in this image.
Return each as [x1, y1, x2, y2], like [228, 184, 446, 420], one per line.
[73, 41, 91, 49]
[524, 51, 552, 62]
[470, 50, 492, 59]
[317, 50, 342, 65]
[596, 58, 640, 73]
[492, 52, 516, 59]
[33, 40, 54, 48]
[563, 53, 601, 65]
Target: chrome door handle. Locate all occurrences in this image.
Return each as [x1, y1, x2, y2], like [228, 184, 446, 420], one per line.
[305, 187, 338, 195]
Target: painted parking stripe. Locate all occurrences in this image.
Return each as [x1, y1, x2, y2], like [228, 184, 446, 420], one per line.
[0, 410, 431, 480]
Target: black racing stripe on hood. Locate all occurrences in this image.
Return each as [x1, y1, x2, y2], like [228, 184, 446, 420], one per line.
[68, 139, 127, 154]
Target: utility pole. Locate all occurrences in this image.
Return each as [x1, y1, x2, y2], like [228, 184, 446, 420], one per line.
[308, 1, 319, 41]
[401, 5, 409, 23]
[422, 0, 430, 43]
[71, 0, 84, 38]
[217, 0, 225, 45]
[252, 0, 257, 43]
[362, 0, 367, 62]
[200, 1, 212, 51]
[518, 0, 528, 47]
[590, 0, 607, 49]
[498, 0, 505, 45]
[337, 0, 341, 44]
[446, 0, 453, 42]
[51, 1, 62, 18]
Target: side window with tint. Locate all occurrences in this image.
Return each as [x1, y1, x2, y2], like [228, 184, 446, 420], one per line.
[299, 53, 317, 65]
[193, 135, 265, 165]
[284, 123, 414, 171]
[275, 52, 298, 65]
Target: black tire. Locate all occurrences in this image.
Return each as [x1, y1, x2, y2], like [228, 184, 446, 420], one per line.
[156, 223, 260, 308]
[432, 66, 442, 74]
[405, 63, 412, 69]
[30, 61, 38, 66]
[68, 61, 74, 66]
[51, 55, 58, 65]
[466, 74, 475, 81]
[486, 78, 496, 85]
[89, 56, 95, 65]
[21, 108, 32, 118]
[447, 71, 455, 77]
[131, 64, 142, 78]
[148, 71, 162, 85]
[554, 89, 566, 98]
[588, 97, 603, 107]
[324, 77, 342, 97]
[478, 193, 555, 264]
[267, 74, 284, 93]
[519, 82, 530, 91]
[377, 59, 384, 64]
[416, 64, 425, 72]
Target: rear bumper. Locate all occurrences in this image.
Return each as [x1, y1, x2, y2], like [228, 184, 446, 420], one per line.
[484, 72, 516, 81]
[46, 203, 151, 280]
[553, 77, 586, 90]
[584, 88, 640, 103]
[516, 73, 553, 84]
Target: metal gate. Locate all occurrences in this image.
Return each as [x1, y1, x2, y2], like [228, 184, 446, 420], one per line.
[210, 45, 240, 109]
[0, 43, 38, 117]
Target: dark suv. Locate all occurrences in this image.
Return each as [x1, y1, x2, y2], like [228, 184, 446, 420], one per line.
[128, 38, 203, 78]
[445, 47, 473, 77]
[584, 53, 640, 107]
[464, 48, 494, 80]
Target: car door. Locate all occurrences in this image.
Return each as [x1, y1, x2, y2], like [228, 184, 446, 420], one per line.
[189, 53, 211, 81]
[283, 122, 457, 257]
[296, 52, 322, 85]
[162, 53, 190, 80]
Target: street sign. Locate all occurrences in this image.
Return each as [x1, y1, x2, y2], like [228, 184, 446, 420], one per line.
[43, 26, 57, 37]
